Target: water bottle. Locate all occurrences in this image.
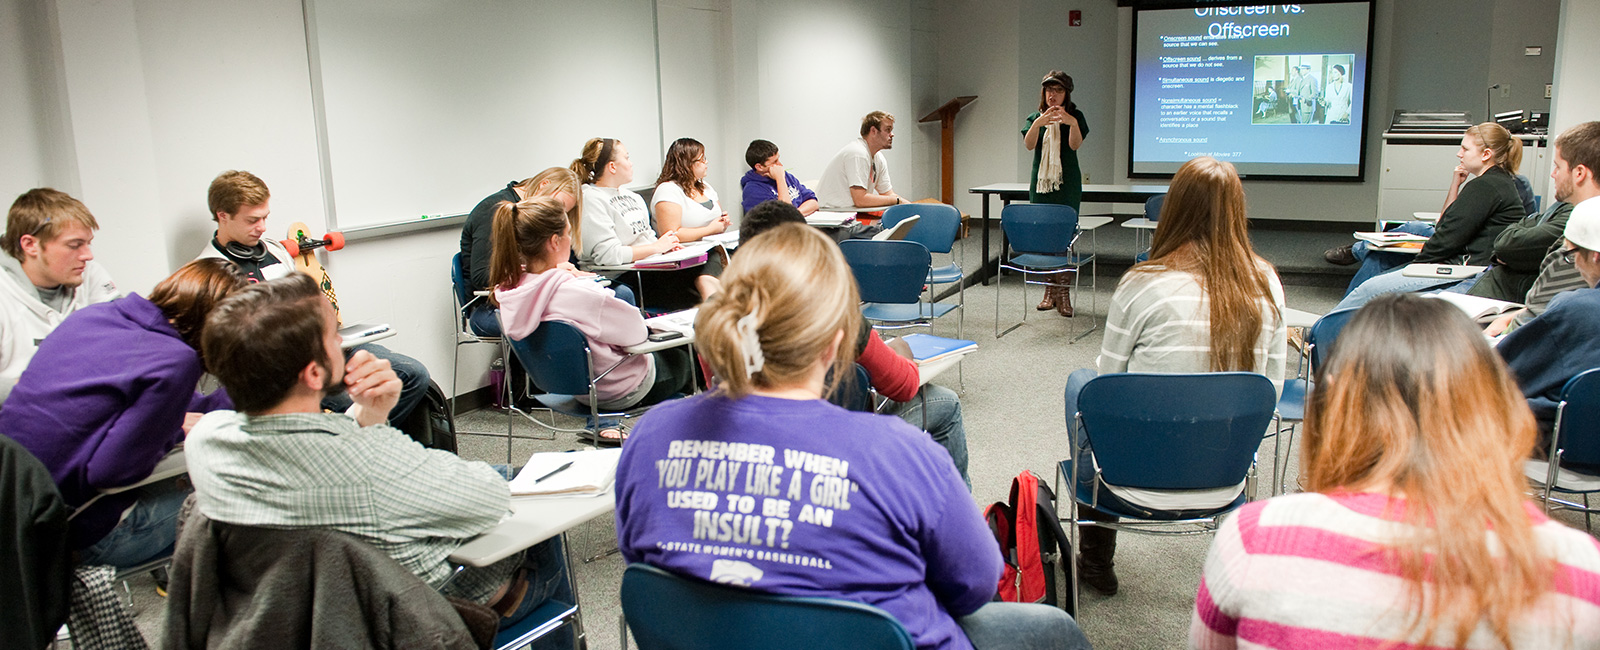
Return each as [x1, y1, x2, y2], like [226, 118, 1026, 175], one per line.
[489, 356, 506, 409]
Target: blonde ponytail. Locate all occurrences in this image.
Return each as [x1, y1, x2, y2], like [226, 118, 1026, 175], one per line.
[695, 223, 860, 399]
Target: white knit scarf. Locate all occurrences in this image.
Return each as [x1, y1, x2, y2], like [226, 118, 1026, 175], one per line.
[1036, 123, 1063, 193]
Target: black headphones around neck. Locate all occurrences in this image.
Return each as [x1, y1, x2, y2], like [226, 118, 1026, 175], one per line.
[223, 240, 269, 262]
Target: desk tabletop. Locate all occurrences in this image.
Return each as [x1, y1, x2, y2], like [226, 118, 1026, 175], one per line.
[450, 492, 617, 567]
[104, 449, 187, 495]
[917, 354, 967, 386]
[968, 183, 1170, 196]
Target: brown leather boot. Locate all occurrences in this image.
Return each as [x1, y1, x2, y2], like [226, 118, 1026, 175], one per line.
[1055, 283, 1074, 318]
[1036, 284, 1056, 311]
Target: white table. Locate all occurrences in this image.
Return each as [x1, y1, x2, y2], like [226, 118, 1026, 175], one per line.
[103, 449, 187, 494]
[1282, 307, 1321, 330]
[917, 353, 967, 386]
[449, 491, 617, 568]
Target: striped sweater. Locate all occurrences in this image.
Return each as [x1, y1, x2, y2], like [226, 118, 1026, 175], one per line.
[1099, 263, 1288, 397]
[1190, 492, 1600, 649]
[1507, 236, 1589, 333]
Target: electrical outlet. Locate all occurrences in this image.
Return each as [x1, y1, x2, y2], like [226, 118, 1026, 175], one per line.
[1501, 85, 1511, 97]
[1081, 173, 1090, 184]
[1547, 84, 1554, 99]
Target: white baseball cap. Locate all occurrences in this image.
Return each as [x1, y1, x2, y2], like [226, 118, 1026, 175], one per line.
[1564, 197, 1600, 251]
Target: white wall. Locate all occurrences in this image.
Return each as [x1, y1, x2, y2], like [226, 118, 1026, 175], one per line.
[1551, 0, 1600, 136]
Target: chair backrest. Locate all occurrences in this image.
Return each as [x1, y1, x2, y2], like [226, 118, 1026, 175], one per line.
[1000, 204, 1079, 256]
[1075, 372, 1276, 490]
[839, 240, 932, 305]
[827, 364, 875, 413]
[1306, 307, 1359, 372]
[450, 252, 472, 310]
[620, 564, 914, 650]
[1143, 195, 1165, 222]
[507, 321, 593, 396]
[1555, 368, 1600, 468]
[881, 203, 961, 254]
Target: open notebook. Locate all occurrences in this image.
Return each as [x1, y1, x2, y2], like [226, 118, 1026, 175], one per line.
[509, 448, 623, 498]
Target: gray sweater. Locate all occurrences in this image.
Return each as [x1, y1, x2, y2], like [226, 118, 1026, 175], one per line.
[1099, 263, 1288, 398]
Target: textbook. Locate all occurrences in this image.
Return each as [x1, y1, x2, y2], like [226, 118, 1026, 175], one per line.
[1353, 231, 1429, 245]
[806, 212, 857, 227]
[645, 307, 697, 336]
[1426, 292, 1521, 321]
[338, 322, 392, 349]
[510, 448, 622, 497]
[704, 231, 740, 248]
[900, 333, 978, 365]
[634, 242, 716, 269]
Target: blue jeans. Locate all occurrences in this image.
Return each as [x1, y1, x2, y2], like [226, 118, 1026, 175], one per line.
[1344, 221, 1436, 295]
[889, 384, 970, 489]
[958, 602, 1092, 650]
[78, 478, 190, 569]
[1334, 266, 1462, 311]
[322, 343, 430, 425]
[486, 464, 574, 646]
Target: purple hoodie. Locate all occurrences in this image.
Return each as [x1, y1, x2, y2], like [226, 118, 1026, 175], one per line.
[0, 294, 232, 549]
[495, 269, 651, 402]
[740, 169, 818, 213]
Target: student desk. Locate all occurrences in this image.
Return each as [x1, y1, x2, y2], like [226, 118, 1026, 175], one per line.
[449, 492, 615, 568]
[967, 183, 1168, 285]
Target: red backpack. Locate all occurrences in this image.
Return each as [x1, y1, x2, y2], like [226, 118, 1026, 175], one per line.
[984, 471, 1074, 614]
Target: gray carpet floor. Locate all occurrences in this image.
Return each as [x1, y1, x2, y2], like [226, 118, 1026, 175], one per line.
[118, 220, 1595, 650]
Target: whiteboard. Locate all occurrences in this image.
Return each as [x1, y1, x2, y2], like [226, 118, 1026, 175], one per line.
[304, 0, 665, 229]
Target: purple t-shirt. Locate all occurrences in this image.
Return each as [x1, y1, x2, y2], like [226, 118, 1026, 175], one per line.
[616, 393, 999, 650]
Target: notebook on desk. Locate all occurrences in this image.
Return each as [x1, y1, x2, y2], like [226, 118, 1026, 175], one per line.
[510, 448, 622, 497]
[645, 308, 698, 336]
[899, 333, 978, 365]
[339, 322, 393, 349]
[634, 242, 716, 269]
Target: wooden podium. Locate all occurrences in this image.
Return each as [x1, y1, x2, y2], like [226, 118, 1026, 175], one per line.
[919, 95, 977, 205]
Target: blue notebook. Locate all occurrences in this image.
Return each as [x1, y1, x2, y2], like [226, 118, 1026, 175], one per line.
[900, 333, 978, 364]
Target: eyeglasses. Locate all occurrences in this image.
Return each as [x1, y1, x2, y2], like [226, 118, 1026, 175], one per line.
[26, 217, 52, 237]
[1562, 247, 1581, 265]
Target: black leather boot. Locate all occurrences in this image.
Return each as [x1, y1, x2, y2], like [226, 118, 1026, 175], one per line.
[1077, 524, 1119, 596]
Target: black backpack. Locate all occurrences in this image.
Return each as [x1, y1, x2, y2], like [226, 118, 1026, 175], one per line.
[396, 380, 458, 454]
[984, 471, 1075, 615]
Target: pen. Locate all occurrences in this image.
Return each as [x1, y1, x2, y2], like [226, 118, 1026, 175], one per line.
[533, 461, 575, 484]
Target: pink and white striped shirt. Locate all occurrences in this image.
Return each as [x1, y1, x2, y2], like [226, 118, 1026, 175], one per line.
[1191, 491, 1600, 649]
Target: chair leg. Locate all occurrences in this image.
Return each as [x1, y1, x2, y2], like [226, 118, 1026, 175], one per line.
[619, 613, 629, 650]
[1587, 494, 1594, 534]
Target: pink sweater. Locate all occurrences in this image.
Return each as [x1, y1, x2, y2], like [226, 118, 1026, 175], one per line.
[495, 270, 650, 403]
[1191, 492, 1600, 650]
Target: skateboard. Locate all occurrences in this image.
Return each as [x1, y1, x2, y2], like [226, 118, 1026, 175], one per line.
[283, 222, 346, 322]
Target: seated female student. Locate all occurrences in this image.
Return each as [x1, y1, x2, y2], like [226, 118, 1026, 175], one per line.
[652, 137, 731, 243]
[571, 137, 719, 312]
[1327, 122, 1527, 306]
[491, 196, 695, 445]
[0, 259, 247, 569]
[1190, 293, 1600, 649]
[461, 166, 632, 336]
[615, 223, 1090, 650]
[1064, 156, 1286, 597]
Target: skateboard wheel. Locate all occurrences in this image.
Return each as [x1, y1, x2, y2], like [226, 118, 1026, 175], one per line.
[324, 231, 346, 251]
[280, 239, 300, 257]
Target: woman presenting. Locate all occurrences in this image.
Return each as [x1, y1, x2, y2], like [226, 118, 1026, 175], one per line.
[1022, 70, 1089, 316]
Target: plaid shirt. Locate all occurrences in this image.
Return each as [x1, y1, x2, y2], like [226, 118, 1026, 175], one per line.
[186, 411, 515, 602]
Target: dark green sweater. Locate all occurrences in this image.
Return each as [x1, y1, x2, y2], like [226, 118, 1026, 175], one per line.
[1468, 201, 1573, 302]
[1415, 166, 1527, 265]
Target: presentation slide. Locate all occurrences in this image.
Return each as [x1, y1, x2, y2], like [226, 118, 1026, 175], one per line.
[1130, 2, 1372, 180]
